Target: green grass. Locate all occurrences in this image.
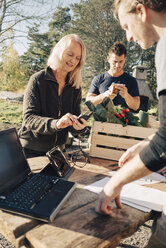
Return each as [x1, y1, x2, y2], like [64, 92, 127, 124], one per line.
[0, 99, 157, 129]
[0, 100, 23, 124]
[0, 99, 90, 126]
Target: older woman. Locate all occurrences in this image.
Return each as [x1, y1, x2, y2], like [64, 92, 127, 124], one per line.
[19, 34, 87, 158]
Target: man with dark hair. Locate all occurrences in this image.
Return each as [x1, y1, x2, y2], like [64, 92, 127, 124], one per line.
[108, 41, 127, 57]
[96, 1, 166, 247]
[86, 41, 140, 112]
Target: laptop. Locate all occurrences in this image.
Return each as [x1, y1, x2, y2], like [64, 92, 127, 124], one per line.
[0, 128, 76, 222]
[40, 146, 75, 179]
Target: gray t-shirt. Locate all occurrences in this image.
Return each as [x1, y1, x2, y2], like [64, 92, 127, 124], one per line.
[156, 32, 166, 96]
[140, 32, 166, 171]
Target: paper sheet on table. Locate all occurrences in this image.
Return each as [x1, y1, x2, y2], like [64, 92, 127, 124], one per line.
[121, 199, 151, 212]
[109, 171, 166, 185]
[84, 177, 166, 212]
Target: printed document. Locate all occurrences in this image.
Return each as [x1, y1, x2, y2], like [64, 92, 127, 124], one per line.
[85, 176, 166, 212]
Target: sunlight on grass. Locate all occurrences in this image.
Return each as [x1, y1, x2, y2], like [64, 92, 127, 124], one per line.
[0, 100, 23, 124]
[0, 99, 92, 126]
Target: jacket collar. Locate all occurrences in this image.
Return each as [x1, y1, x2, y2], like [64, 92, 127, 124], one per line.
[45, 66, 71, 85]
[45, 66, 57, 82]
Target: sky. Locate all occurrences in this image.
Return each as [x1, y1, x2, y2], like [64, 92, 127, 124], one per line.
[14, 0, 80, 55]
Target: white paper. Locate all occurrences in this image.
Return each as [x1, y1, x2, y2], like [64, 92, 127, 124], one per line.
[84, 177, 166, 212]
[141, 172, 166, 183]
[85, 177, 109, 194]
[109, 171, 166, 185]
[121, 199, 151, 212]
[121, 182, 166, 212]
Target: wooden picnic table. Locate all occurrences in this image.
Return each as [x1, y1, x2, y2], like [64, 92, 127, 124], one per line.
[0, 156, 165, 248]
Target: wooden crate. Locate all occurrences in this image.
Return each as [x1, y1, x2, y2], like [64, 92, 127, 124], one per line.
[90, 121, 157, 161]
[147, 115, 159, 128]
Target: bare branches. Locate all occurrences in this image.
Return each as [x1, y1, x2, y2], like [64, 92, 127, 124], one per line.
[0, 0, 57, 45]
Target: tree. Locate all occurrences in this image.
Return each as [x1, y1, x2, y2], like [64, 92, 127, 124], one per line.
[0, 43, 27, 91]
[0, 0, 59, 49]
[21, 7, 72, 76]
[48, 6, 72, 42]
[125, 42, 157, 99]
[71, 0, 126, 93]
[140, 45, 156, 99]
[21, 24, 53, 76]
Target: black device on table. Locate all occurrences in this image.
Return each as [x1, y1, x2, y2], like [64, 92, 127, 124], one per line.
[0, 128, 76, 222]
[40, 146, 75, 179]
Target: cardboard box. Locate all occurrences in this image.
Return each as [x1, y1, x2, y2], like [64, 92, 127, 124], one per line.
[90, 121, 157, 161]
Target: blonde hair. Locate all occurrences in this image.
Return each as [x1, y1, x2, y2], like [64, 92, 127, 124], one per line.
[47, 34, 86, 89]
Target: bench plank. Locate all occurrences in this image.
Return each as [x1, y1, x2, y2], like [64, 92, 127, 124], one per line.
[26, 200, 151, 248]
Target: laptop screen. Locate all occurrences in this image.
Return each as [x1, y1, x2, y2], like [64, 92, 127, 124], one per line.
[0, 128, 31, 194]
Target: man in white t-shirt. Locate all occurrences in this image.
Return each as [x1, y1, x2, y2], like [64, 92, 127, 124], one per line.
[95, 1, 166, 247]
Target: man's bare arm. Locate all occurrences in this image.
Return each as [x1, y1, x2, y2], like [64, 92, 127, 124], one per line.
[86, 90, 117, 106]
[86, 92, 109, 106]
[116, 85, 140, 111]
[125, 95, 140, 111]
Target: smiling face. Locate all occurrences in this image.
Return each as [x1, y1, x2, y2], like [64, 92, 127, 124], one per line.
[60, 40, 82, 73]
[108, 53, 126, 76]
[118, 3, 156, 49]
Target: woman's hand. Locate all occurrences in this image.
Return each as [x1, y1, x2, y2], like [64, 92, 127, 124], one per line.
[56, 113, 77, 129]
[72, 115, 87, 130]
[56, 113, 87, 130]
[119, 140, 149, 167]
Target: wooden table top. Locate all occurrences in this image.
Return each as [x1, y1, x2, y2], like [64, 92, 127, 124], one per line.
[0, 156, 165, 248]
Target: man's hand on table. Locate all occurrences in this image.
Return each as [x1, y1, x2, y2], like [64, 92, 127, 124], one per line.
[95, 180, 122, 215]
[95, 141, 148, 215]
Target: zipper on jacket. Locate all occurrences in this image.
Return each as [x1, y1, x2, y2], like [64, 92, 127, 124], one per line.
[58, 110, 61, 118]
[58, 94, 62, 118]
[54, 84, 69, 147]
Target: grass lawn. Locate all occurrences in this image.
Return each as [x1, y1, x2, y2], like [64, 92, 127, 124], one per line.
[0, 99, 93, 131]
[0, 100, 23, 130]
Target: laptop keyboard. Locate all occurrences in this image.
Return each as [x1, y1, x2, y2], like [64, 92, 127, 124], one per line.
[0, 174, 59, 210]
